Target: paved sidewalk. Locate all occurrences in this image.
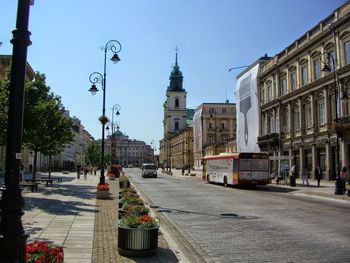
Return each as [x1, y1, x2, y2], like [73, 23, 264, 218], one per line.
[20, 171, 179, 263]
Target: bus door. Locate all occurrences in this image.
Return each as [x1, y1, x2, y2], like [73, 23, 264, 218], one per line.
[232, 158, 239, 185]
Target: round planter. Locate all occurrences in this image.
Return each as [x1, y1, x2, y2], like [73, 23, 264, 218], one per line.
[96, 189, 109, 199]
[119, 181, 130, 189]
[109, 175, 116, 180]
[118, 226, 158, 256]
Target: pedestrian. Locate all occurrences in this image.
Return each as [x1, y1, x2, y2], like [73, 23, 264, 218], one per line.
[93, 166, 97, 176]
[315, 166, 322, 187]
[76, 164, 81, 180]
[290, 164, 297, 187]
[84, 167, 88, 180]
[182, 167, 185, 175]
[302, 167, 309, 186]
[340, 166, 348, 194]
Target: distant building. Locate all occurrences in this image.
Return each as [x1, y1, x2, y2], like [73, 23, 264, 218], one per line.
[193, 102, 236, 168]
[105, 130, 154, 167]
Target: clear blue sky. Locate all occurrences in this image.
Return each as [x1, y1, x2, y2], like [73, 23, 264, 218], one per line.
[1, 0, 346, 152]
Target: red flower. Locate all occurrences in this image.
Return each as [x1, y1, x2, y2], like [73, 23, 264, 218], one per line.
[96, 183, 109, 190]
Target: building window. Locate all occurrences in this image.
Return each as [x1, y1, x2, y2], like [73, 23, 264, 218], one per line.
[317, 100, 325, 125]
[267, 83, 272, 102]
[283, 109, 290, 133]
[222, 108, 226, 113]
[269, 115, 275, 133]
[261, 87, 266, 104]
[273, 78, 277, 98]
[209, 122, 212, 129]
[221, 122, 225, 130]
[344, 40, 350, 65]
[313, 57, 321, 80]
[290, 70, 297, 91]
[301, 64, 308, 86]
[175, 98, 179, 108]
[327, 49, 335, 72]
[175, 121, 179, 130]
[305, 103, 312, 128]
[294, 107, 300, 131]
[281, 77, 287, 96]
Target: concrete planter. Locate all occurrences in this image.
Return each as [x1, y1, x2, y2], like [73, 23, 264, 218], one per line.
[109, 174, 116, 180]
[119, 180, 130, 189]
[96, 189, 109, 199]
[118, 226, 158, 256]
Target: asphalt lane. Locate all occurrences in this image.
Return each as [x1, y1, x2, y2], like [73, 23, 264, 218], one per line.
[126, 168, 350, 263]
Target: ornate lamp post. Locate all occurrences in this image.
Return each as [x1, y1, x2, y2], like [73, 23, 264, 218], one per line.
[320, 30, 343, 195]
[0, 0, 33, 261]
[111, 104, 121, 164]
[88, 39, 121, 185]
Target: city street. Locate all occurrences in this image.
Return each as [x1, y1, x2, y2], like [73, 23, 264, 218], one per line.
[126, 168, 350, 263]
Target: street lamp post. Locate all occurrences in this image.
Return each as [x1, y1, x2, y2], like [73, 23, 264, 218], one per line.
[88, 40, 121, 185]
[321, 30, 343, 195]
[111, 104, 121, 164]
[0, 0, 33, 261]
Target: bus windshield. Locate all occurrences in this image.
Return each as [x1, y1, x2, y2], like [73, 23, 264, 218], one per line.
[239, 159, 269, 171]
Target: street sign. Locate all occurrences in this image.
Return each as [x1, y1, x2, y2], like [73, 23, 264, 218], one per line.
[283, 163, 289, 172]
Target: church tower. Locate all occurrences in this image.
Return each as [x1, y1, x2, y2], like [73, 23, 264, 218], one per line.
[163, 50, 187, 137]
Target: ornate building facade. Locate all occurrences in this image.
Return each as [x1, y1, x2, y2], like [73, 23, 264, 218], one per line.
[258, 2, 350, 180]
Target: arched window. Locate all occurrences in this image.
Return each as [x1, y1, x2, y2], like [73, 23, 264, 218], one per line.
[175, 98, 179, 108]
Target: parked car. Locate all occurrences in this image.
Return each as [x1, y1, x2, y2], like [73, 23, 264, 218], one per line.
[141, 163, 157, 178]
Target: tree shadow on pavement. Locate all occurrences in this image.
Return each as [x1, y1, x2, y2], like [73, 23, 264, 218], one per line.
[24, 196, 97, 215]
[36, 184, 97, 200]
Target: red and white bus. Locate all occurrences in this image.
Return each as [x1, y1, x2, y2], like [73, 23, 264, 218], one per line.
[202, 152, 270, 186]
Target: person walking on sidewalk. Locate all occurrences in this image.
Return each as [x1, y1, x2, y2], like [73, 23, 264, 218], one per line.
[302, 167, 309, 186]
[340, 166, 348, 194]
[315, 166, 322, 187]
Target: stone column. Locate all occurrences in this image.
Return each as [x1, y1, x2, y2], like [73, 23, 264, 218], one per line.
[312, 144, 317, 180]
[325, 142, 332, 180]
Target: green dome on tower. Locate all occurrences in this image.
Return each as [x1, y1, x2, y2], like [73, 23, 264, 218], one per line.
[167, 51, 184, 91]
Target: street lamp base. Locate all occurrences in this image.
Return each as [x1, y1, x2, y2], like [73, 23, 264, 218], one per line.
[0, 233, 28, 262]
[334, 178, 344, 195]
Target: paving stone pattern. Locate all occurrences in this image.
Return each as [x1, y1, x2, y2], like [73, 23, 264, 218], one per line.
[128, 169, 350, 263]
[91, 179, 179, 263]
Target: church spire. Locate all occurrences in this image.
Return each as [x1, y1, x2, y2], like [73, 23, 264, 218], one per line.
[167, 46, 184, 91]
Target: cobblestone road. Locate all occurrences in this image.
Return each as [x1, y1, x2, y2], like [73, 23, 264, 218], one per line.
[127, 169, 350, 263]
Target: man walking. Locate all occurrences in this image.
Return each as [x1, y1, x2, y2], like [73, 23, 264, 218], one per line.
[315, 166, 322, 187]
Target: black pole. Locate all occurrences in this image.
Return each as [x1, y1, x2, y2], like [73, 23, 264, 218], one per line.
[0, 0, 32, 261]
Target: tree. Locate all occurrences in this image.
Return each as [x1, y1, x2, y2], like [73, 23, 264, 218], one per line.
[0, 68, 10, 145]
[39, 98, 73, 178]
[84, 141, 101, 167]
[23, 72, 73, 181]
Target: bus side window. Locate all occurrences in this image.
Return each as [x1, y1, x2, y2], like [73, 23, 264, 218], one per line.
[233, 159, 238, 172]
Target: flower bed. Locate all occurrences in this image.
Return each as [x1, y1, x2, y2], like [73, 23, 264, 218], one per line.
[26, 241, 64, 263]
[118, 204, 149, 219]
[96, 183, 110, 199]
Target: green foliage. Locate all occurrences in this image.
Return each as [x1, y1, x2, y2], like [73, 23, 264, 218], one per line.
[23, 72, 74, 157]
[0, 68, 10, 145]
[84, 141, 101, 166]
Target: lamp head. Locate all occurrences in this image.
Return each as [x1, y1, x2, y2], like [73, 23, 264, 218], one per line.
[111, 53, 121, 64]
[116, 110, 120, 116]
[89, 84, 98, 95]
[106, 125, 110, 131]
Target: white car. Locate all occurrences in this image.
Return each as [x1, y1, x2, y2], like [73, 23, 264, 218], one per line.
[141, 163, 157, 178]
